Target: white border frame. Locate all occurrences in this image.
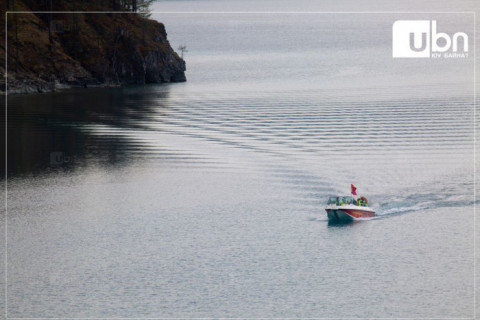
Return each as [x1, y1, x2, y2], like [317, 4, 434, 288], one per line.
[4, 10, 477, 320]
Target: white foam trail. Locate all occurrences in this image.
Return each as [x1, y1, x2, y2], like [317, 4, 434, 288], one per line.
[376, 205, 430, 217]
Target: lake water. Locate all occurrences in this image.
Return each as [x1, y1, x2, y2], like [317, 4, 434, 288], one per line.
[2, 6, 477, 318]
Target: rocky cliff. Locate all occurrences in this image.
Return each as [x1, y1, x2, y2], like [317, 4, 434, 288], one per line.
[0, 1, 186, 94]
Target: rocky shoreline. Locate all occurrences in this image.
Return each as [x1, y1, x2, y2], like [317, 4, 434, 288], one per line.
[1, 1, 186, 95]
[1, 77, 117, 95]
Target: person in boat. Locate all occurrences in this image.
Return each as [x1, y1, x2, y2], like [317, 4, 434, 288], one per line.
[337, 197, 344, 206]
[357, 196, 368, 206]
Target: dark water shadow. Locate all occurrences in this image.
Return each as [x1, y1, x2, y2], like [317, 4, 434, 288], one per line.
[3, 84, 173, 178]
[327, 219, 360, 227]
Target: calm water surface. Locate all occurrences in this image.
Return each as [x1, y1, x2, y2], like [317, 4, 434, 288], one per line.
[3, 9, 476, 318]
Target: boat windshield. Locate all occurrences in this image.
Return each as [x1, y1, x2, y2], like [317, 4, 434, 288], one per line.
[327, 197, 337, 205]
[343, 196, 355, 204]
[327, 196, 356, 205]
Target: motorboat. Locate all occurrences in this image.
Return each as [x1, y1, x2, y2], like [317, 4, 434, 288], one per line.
[325, 195, 375, 222]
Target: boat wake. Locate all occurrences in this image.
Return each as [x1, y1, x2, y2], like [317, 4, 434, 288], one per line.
[373, 193, 475, 219]
[375, 204, 431, 217]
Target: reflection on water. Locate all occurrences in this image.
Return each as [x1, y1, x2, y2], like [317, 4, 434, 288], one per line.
[6, 86, 172, 175]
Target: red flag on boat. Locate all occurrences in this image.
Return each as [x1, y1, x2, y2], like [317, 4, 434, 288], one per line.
[351, 184, 357, 196]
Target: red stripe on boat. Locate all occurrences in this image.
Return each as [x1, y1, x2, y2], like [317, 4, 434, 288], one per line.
[340, 209, 375, 218]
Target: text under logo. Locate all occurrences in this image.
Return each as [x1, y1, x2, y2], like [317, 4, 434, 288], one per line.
[392, 20, 468, 58]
